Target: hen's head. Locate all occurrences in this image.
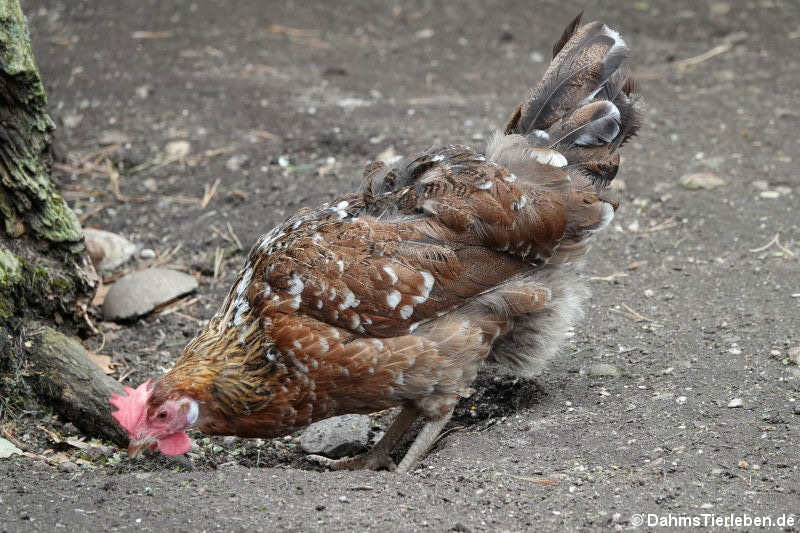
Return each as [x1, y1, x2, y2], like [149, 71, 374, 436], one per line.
[109, 379, 199, 457]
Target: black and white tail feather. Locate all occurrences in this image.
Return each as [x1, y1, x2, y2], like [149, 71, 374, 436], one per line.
[486, 13, 641, 377]
[496, 12, 640, 187]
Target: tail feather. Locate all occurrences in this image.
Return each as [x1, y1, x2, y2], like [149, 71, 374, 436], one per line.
[501, 15, 640, 188]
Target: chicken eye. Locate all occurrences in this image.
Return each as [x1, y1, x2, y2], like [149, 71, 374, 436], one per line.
[157, 411, 168, 419]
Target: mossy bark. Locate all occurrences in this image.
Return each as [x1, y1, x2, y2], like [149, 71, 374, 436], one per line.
[0, 1, 108, 441]
[0, 0, 96, 332]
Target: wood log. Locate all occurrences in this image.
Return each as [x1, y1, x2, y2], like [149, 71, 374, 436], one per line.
[23, 327, 128, 446]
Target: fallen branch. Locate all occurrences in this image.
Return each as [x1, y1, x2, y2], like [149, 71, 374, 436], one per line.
[23, 328, 128, 446]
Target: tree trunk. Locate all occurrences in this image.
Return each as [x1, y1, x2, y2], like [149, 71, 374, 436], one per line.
[0, 0, 96, 330]
[0, 1, 117, 443]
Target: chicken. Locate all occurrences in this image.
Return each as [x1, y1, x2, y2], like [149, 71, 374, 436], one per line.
[110, 14, 640, 473]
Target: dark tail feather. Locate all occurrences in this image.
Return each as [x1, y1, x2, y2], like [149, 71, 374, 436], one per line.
[503, 16, 641, 187]
[552, 11, 583, 58]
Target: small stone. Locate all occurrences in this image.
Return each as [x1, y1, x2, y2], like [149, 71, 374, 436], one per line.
[338, 495, 349, 503]
[0, 437, 23, 458]
[586, 363, 620, 377]
[103, 268, 198, 320]
[225, 154, 249, 172]
[99, 130, 130, 146]
[679, 172, 726, 190]
[59, 461, 78, 473]
[644, 289, 655, 298]
[63, 113, 83, 129]
[86, 445, 114, 460]
[165, 140, 191, 159]
[759, 190, 780, 199]
[139, 248, 156, 260]
[277, 155, 291, 168]
[676, 396, 687, 405]
[84, 229, 136, 271]
[415, 28, 434, 39]
[135, 85, 151, 99]
[727, 398, 743, 408]
[737, 459, 748, 469]
[300, 414, 371, 458]
[793, 404, 800, 416]
[142, 178, 158, 192]
[529, 51, 544, 63]
[751, 180, 769, 191]
[791, 347, 800, 365]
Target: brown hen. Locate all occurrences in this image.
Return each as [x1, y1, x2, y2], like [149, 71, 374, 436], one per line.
[110, 14, 641, 473]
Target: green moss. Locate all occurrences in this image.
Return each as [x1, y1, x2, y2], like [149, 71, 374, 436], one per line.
[51, 275, 73, 291]
[0, 0, 48, 108]
[0, 248, 22, 287]
[31, 192, 82, 243]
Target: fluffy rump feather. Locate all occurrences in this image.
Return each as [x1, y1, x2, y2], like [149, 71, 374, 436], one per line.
[488, 265, 588, 377]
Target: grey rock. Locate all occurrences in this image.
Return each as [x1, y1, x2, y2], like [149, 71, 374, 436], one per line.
[58, 461, 78, 473]
[679, 172, 726, 190]
[84, 228, 136, 271]
[98, 130, 130, 145]
[103, 268, 197, 320]
[586, 363, 620, 377]
[85, 445, 115, 460]
[225, 154, 249, 172]
[300, 414, 371, 458]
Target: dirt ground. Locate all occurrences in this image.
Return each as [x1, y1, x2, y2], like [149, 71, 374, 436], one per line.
[2, 0, 799, 531]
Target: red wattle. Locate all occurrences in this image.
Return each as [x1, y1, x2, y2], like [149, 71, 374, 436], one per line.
[156, 432, 191, 455]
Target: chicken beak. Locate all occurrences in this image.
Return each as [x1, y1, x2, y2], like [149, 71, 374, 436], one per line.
[127, 437, 154, 458]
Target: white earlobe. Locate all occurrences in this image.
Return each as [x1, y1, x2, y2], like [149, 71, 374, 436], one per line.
[185, 400, 199, 425]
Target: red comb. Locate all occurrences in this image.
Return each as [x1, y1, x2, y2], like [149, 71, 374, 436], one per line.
[109, 379, 153, 434]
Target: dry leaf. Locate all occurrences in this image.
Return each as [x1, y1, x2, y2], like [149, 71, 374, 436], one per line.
[87, 352, 115, 374]
[92, 282, 112, 308]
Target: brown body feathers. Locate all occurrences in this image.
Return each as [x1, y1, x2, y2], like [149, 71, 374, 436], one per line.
[145, 15, 641, 472]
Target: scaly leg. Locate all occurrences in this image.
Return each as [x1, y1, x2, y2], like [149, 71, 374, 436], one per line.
[307, 405, 420, 471]
[396, 409, 453, 474]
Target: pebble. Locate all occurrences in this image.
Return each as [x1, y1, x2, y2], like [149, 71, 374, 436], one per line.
[59, 461, 78, 473]
[679, 172, 726, 190]
[85, 445, 115, 460]
[84, 229, 136, 271]
[139, 248, 156, 260]
[585, 363, 620, 377]
[300, 414, 371, 458]
[135, 85, 151, 99]
[165, 140, 190, 159]
[225, 154, 249, 172]
[676, 396, 688, 405]
[759, 190, 780, 199]
[103, 268, 198, 320]
[727, 398, 743, 408]
[0, 437, 22, 458]
[99, 130, 131, 145]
